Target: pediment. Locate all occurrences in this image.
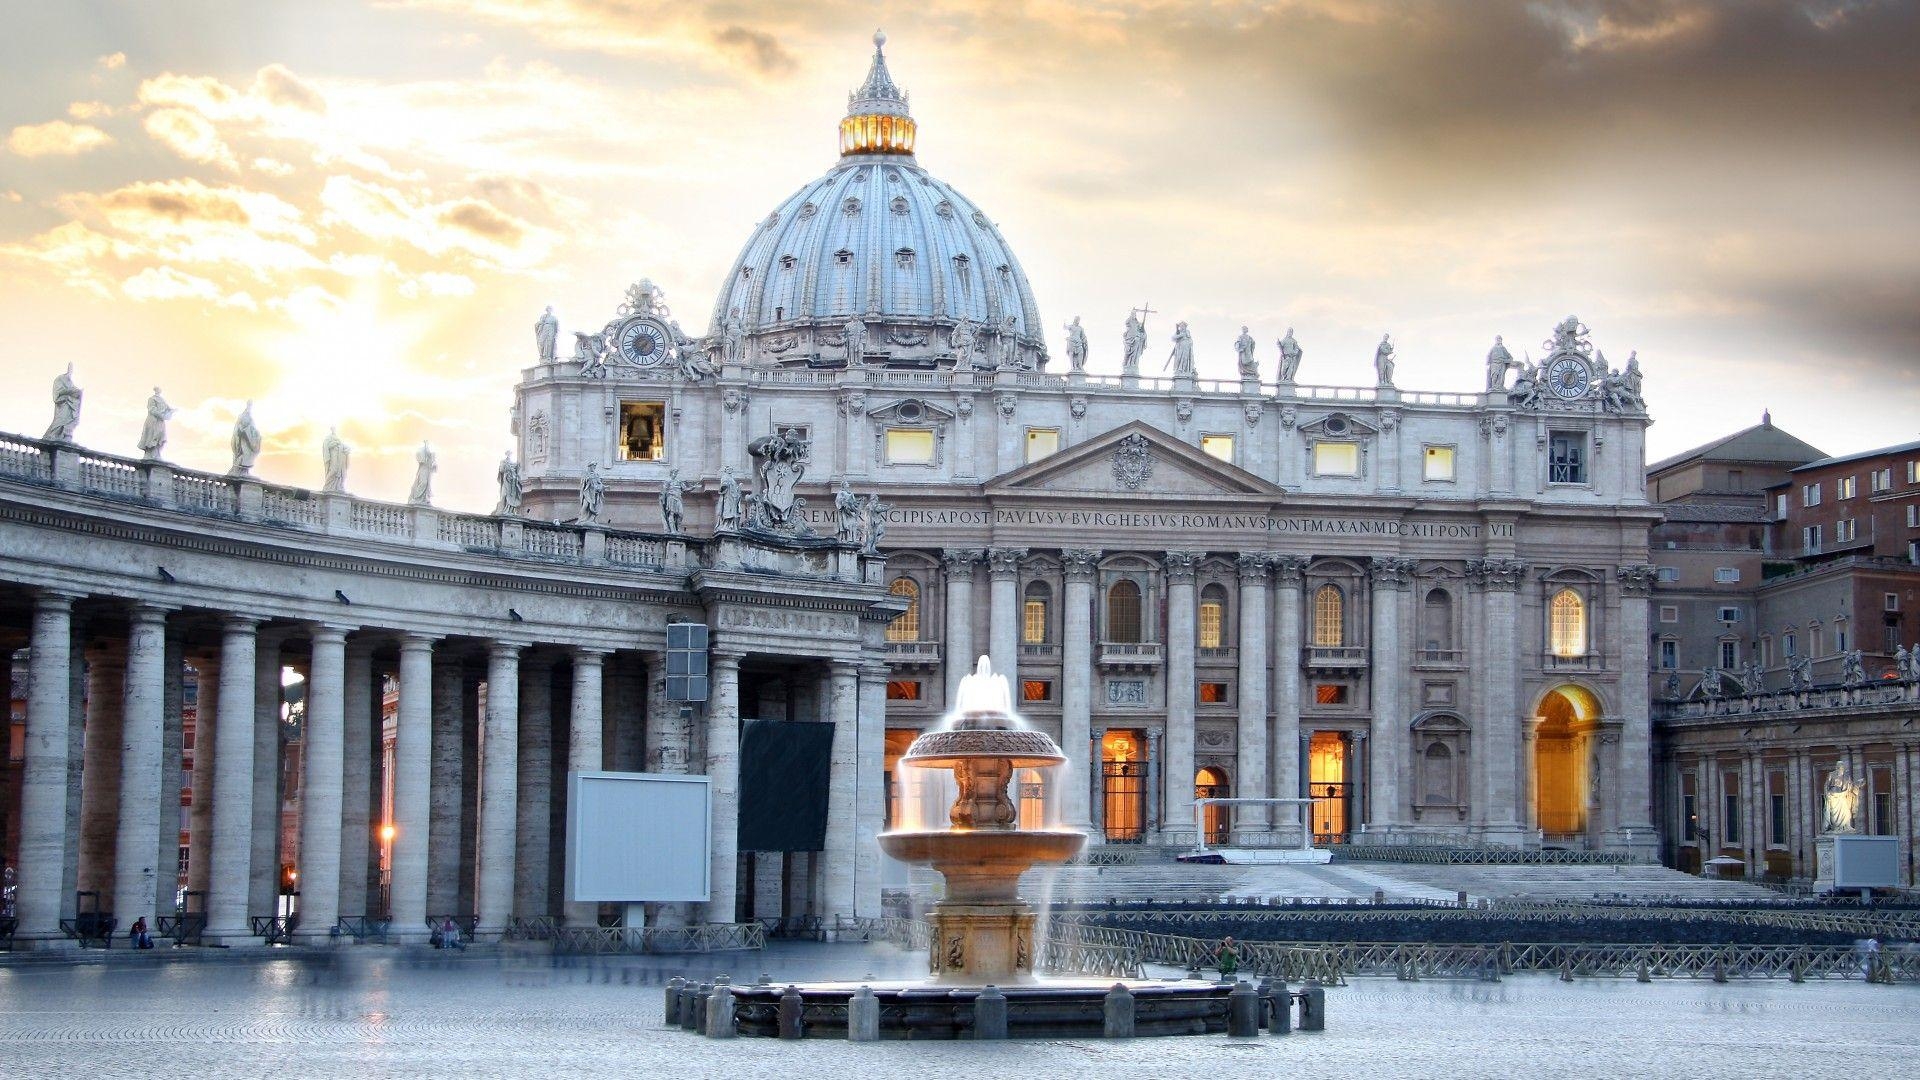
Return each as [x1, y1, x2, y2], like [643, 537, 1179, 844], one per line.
[867, 397, 956, 424]
[984, 421, 1285, 497]
[1299, 410, 1379, 439]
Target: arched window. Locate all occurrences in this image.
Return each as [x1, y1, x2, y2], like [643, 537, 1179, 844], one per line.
[1022, 580, 1051, 645]
[1198, 584, 1227, 649]
[1312, 584, 1344, 647]
[1421, 588, 1453, 650]
[1106, 579, 1142, 643]
[1548, 588, 1586, 657]
[886, 577, 920, 642]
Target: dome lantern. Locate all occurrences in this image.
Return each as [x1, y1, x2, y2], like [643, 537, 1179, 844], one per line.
[841, 29, 915, 156]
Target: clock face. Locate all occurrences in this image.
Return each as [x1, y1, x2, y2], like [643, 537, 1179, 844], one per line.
[616, 317, 670, 366]
[1547, 356, 1591, 399]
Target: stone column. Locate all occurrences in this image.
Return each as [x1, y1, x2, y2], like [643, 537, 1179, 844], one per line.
[515, 656, 555, 921]
[1273, 557, 1307, 808]
[293, 625, 350, 943]
[17, 590, 79, 944]
[1615, 565, 1658, 853]
[156, 627, 185, 916]
[186, 655, 218, 900]
[205, 616, 260, 944]
[78, 640, 125, 902]
[855, 662, 888, 917]
[112, 604, 172, 930]
[1160, 551, 1199, 843]
[1089, 723, 1108, 840]
[476, 641, 522, 937]
[426, 656, 463, 917]
[986, 547, 1027, 687]
[63, 632, 83, 923]
[705, 651, 742, 925]
[1144, 728, 1162, 835]
[1368, 558, 1412, 829]
[248, 632, 285, 921]
[563, 648, 606, 928]
[1474, 559, 1527, 838]
[389, 634, 436, 941]
[1234, 555, 1271, 838]
[941, 550, 982, 702]
[642, 650, 686, 773]
[458, 668, 481, 917]
[822, 661, 858, 923]
[1060, 550, 1100, 832]
[337, 639, 375, 920]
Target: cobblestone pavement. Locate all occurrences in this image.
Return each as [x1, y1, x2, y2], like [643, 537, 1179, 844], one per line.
[1, 942, 1914, 1079]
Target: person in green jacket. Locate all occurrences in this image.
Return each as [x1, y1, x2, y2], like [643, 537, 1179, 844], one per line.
[1216, 936, 1239, 979]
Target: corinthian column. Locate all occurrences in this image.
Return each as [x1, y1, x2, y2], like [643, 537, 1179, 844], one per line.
[337, 639, 375, 920]
[1060, 549, 1101, 832]
[1160, 551, 1200, 843]
[112, 604, 172, 932]
[293, 625, 350, 943]
[248, 631, 286, 923]
[1369, 557, 1413, 829]
[941, 549, 982, 702]
[1234, 555, 1270, 838]
[204, 616, 260, 945]
[476, 641, 522, 938]
[17, 590, 80, 945]
[1272, 556, 1308, 816]
[705, 651, 743, 925]
[986, 547, 1027, 687]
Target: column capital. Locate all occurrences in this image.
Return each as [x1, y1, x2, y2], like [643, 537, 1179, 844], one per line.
[711, 649, 745, 671]
[569, 644, 611, 662]
[487, 639, 528, 661]
[128, 601, 175, 622]
[306, 622, 354, 644]
[1235, 553, 1271, 582]
[857, 661, 891, 681]
[828, 658, 859, 679]
[1162, 550, 1202, 581]
[940, 548, 985, 574]
[985, 547, 1028, 577]
[1616, 563, 1659, 595]
[1370, 556, 1416, 589]
[1061, 548, 1102, 580]
[221, 613, 263, 632]
[34, 587, 84, 608]
[398, 631, 439, 652]
[1272, 554, 1311, 585]
[1468, 557, 1529, 591]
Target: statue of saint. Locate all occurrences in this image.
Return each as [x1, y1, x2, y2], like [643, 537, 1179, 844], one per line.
[1064, 316, 1087, 373]
[1841, 648, 1866, 688]
[408, 441, 436, 505]
[322, 428, 349, 494]
[1234, 326, 1258, 379]
[1485, 335, 1515, 391]
[535, 306, 559, 362]
[949, 319, 976, 366]
[1620, 351, 1645, 410]
[578, 461, 606, 523]
[1893, 644, 1911, 682]
[1739, 661, 1763, 696]
[834, 479, 862, 543]
[1166, 321, 1195, 378]
[1373, 333, 1396, 386]
[1821, 764, 1862, 834]
[1697, 667, 1722, 701]
[573, 331, 608, 378]
[720, 306, 746, 366]
[658, 468, 685, 534]
[862, 494, 889, 552]
[844, 317, 867, 366]
[714, 465, 744, 531]
[1000, 315, 1022, 370]
[229, 402, 262, 476]
[494, 451, 523, 515]
[1789, 653, 1813, 693]
[1277, 327, 1302, 383]
[44, 363, 82, 443]
[1509, 361, 1540, 408]
[1121, 311, 1146, 376]
[137, 387, 174, 460]
[677, 340, 716, 382]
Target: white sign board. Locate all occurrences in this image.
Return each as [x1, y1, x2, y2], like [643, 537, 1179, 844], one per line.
[1831, 835, 1899, 889]
[564, 771, 711, 903]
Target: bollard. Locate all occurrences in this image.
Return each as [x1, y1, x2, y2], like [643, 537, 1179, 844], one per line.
[1636, 961, 1651, 984]
[1789, 961, 1805, 984]
[758, 972, 772, 986]
[1299, 986, 1325, 1032]
[1228, 980, 1261, 1038]
[689, 982, 710, 1034]
[1186, 961, 1203, 981]
[847, 985, 880, 1042]
[974, 984, 1009, 1040]
[1268, 982, 1292, 1036]
[1711, 960, 1728, 984]
[1373, 888, 1385, 905]
[1456, 890, 1469, 908]
[778, 985, 805, 1040]
[1102, 982, 1135, 1039]
[1559, 961, 1573, 983]
[707, 976, 736, 1039]
[664, 977, 685, 1026]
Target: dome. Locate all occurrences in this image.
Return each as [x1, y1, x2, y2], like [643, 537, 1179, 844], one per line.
[708, 33, 1046, 370]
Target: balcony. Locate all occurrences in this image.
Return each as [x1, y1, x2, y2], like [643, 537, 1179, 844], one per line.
[1542, 651, 1603, 672]
[1304, 645, 1369, 670]
[884, 640, 944, 668]
[1197, 646, 1239, 664]
[1097, 641, 1163, 671]
[1415, 648, 1465, 668]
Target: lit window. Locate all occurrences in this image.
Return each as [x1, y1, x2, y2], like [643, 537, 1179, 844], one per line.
[1312, 584, 1343, 647]
[1106, 580, 1142, 642]
[886, 680, 921, 701]
[1200, 435, 1234, 462]
[1021, 680, 1052, 703]
[1025, 428, 1060, 463]
[1022, 580, 1050, 644]
[1198, 589, 1225, 649]
[618, 401, 666, 461]
[1548, 588, 1586, 657]
[1314, 684, 1349, 705]
[1314, 442, 1358, 477]
[1199, 682, 1229, 704]
[1423, 445, 1455, 482]
[886, 578, 920, 642]
[885, 428, 935, 465]
[1836, 476, 1856, 499]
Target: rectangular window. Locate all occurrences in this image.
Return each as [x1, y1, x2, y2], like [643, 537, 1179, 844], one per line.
[1837, 475, 1856, 499]
[1871, 766, 1894, 836]
[1198, 681, 1230, 704]
[1200, 434, 1235, 462]
[1656, 567, 1678, 583]
[1021, 679, 1052, 703]
[1548, 431, 1587, 484]
[1719, 640, 1738, 669]
[618, 400, 667, 461]
[1909, 461, 1919, 484]
[1680, 772, 1697, 842]
[1022, 600, 1047, 644]
[1803, 525, 1822, 554]
[886, 680, 921, 701]
[1423, 445, 1456, 482]
[1888, 592, 1901, 612]
[1713, 567, 1740, 584]
[1314, 683, 1349, 705]
[1775, 493, 1789, 519]
[1659, 605, 1679, 623]
[1908, 505, 1918, 528]
[1835, 518, 1857, 543]
[1025, 427, 1060, 462]
[1722, 772, 1741, 845]
[1803, 483, 1821, 507]
[1768, 770, 1787, 846]
[1659, 639, 1677, 669]
[1717, 606, 1741, 623]
[1313, 441, 1358, 477]
[885, 427, 936, 465]
[1871, 468, 1892, 492]
[1784, 632, 1796, 658]
[1911, 540, 1920, 564]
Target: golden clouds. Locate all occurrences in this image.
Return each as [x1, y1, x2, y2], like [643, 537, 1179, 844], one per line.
[143, 108, 239, 170]
[7, 120, 114, 157]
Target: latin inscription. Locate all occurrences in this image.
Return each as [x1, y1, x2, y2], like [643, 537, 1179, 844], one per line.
[717, 607, 857, 637]
[801, 504, 1502, 538]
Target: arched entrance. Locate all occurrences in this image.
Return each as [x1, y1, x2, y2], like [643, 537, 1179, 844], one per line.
[1534, 685, 1602, 839]
[1195, 767, 1230, 845]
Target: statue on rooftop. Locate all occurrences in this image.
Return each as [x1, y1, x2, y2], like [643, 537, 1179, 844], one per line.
[1893, 644, 1911, 683]
[1373, 334, 1396, 386]
[659, 467, 685, 534]
[229, 402, 262, 476]
[1121, 311, 1146, 377]
[1509, 360, 1541, 409]
[862, 493, 889, 552]
[845, 316, 867, 366]
[949, 319, 976, 367]
[747, 426, 810, 532]
[322, 428, 349, 494]
[574, 331, 609, 378]
[1064, 316, 1087, 373]
[834, 479, 862, 543]
[719, 306, 746, 366]
[1000, 314, 1023, 370]
[1166, 321, 1195, 378]
[1739, 661, 1764, 696]
[408, 441, 436, 506]
[1278, 327, 1302, 383]
[137, 387, 173, 461]
[44, 364, 81, 443]
[535, 306, 559, 363]
[1235, 326, 1258, 380]
[1788, 652, 1813, 693]
[1485, 335, 1516, 392]
[1841, 648, 1866, 689]
[579, 461, 606, 523]
[715, 465, 744, 531]
[495, 451, 523, 515]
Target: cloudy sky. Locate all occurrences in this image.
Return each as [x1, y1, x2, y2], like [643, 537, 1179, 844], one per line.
[3, 1, 1915, 509]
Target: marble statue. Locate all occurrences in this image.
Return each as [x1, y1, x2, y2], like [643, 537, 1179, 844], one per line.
[44, 364, 82, 442]
[1696, 667, 1723, 701]
[1485, 335, 1515, 391]
[1739, 661, 1763, 696]
[579, 461, 606, 523]
[495, 451, 523, 515]
[1622, 351, 1644, 405]
[322, 428, 349, 494]
[1509, 361, 1541, 409]
[834, 479, 862, 543]
[1234, 326, 1258, 379]
[714, 465, 744, 531]
[1166, 321, 1195, 378]
[1821, 763, 1863, 834]
[845, 317, 867, 366]
[1277, 328, 1302, 383]
[573, 331, 609, 378]
[1373, 334, 1396, 386]
[747, 427, 809, 532]
[949, 320, 976, 366]
[676, 340, 716, 382]
[720, 306, 746, 366]
[999, 315, 1021, 370]
[1664, 671, 1681, 699]
[862, 493, 889, 553]
[1893, 645, 1911, 682]
[659, 468, 685, 534]
[408, 441, 436, 505]
[1841, 648, 1866, 689]
[535, 306, 559, 362]
[137, 387, 173, 460]
[624, 278, 664, 317]
[1789, 653, 1814, 693]
[1121, 311, 1146, 377]
[1064, 316, 1087, 373]
[229, 402, 262, 476]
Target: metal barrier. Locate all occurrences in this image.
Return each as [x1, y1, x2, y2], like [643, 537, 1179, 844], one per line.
[541, 922, 767, 955]
[1041, 938, 1146, 979]
[1334, 844, 1632, 865]
[157, 912, 205, 945]
[250, 915, 293, 944]
[1070, 902, 1920, 939]
[336, 916, 390, 943]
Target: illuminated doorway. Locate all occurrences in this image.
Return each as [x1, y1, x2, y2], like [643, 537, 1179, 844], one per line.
[1195, 767, 1230, 845]
[1102, 730, 1146, 842]
[1534, 685, 1600, 837]
[1309, 731, 1350, 843]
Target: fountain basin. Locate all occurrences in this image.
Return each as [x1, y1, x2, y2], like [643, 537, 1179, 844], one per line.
[728, 979, 1234, 1039]
[877, 830, 1086, 903]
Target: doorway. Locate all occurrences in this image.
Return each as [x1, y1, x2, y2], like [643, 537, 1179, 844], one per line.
[1102, 729, 1145, 842]
[1195, 767, 1230, 845]
[1309, 731, 1350, 843]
